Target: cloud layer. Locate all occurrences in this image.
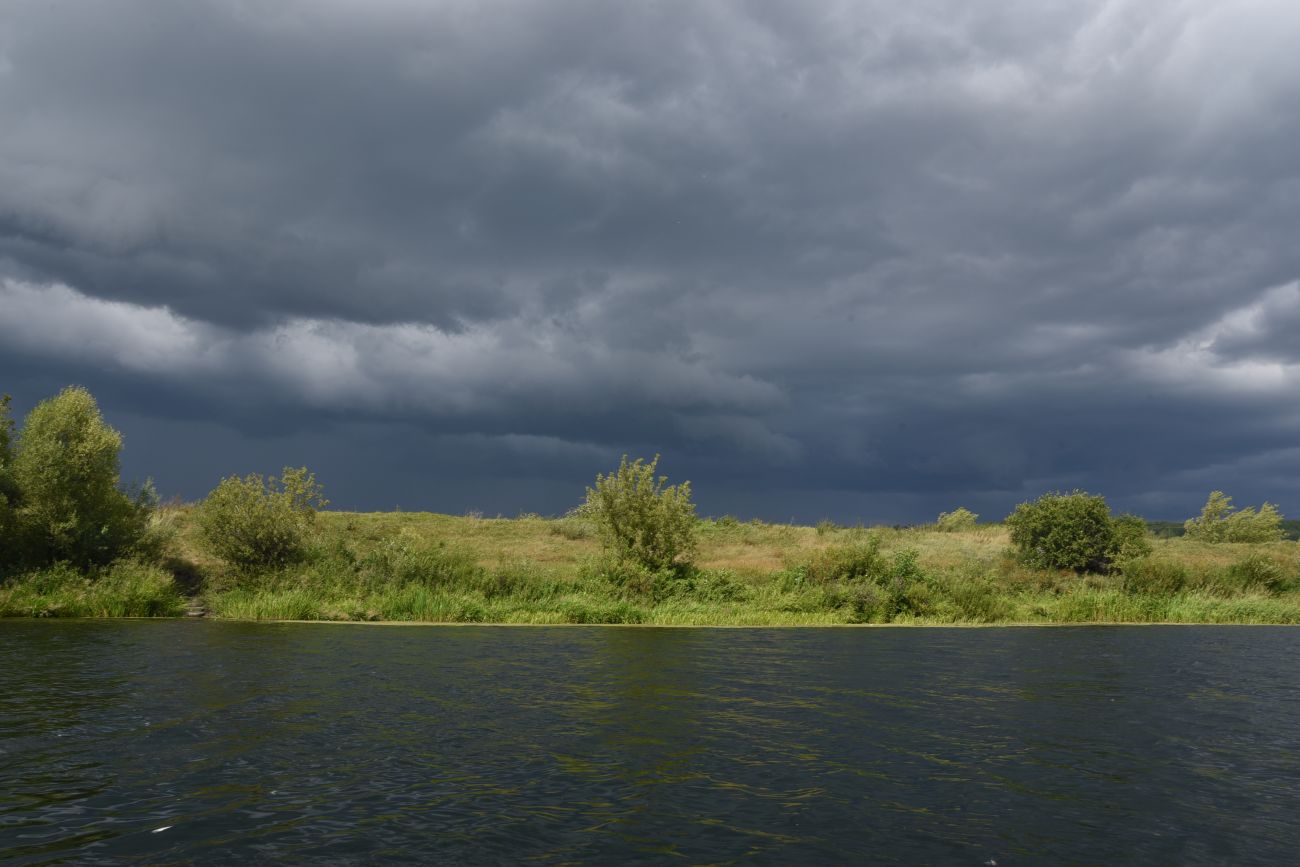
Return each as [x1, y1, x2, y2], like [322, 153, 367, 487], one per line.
[2, 0, 1299, 520]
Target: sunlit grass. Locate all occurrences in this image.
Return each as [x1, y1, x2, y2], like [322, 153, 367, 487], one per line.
[5, 508, 1299, 624]
[0, 560, 186, 618]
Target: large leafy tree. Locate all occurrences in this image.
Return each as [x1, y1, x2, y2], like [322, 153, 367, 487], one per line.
[11, 386, 152, 567]
[1005, 491, 1150, 573]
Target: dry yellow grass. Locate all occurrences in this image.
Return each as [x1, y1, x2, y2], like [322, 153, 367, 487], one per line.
[163, 507, 1300, 586]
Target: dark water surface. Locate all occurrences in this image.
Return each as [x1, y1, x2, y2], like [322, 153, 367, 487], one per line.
[2, 623, 1298, 865]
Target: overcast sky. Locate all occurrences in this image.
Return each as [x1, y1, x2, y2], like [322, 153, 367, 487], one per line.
[3, 0, 1299, 522]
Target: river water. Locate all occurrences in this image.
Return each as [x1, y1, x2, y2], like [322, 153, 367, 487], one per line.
[1, 622, 1297, 865]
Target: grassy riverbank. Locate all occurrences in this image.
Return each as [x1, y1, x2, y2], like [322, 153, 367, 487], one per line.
[4, 509, 1299, 624]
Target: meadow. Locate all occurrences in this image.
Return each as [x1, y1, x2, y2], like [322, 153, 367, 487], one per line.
[5, 507, 1297, 625]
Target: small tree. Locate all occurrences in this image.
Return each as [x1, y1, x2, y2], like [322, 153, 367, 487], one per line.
[1184, 491, 1284, 543]
[585, 455, 697, 571]
[10, 386, 152, 568]
[935, 507, 978, 532]
[1223, 503, 1285, 542]
[1184, 491, 1233, 542]
[196, 467, 327, 573]
[1005, 491, 1148, 573]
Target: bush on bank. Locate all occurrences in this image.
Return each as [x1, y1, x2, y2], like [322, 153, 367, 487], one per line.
[1005, 491, 1152, 573]
[777, 536, 962, 623]
[196, 467, 327, 573]
[584, 455, 697, 573]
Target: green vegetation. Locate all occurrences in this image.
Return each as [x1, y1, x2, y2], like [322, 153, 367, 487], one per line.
[1006, 491, 1150, 572]
[1, 385, 1298, 625]
[584, 455, 697, 571]
[1147, 518, 1300, 541]
[1183, 491, 1285, 543]
[5, 503, 1300, 625]
[0, 560, 184, 617]
[935, 507, 978, 532]
[174, 514, 1298, 624]
[196, 467, 327, 572]
[1111, 513, 1153, 562]
[1, 387, 154, 573]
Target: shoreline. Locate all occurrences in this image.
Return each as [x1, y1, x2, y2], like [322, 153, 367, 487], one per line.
[5, 615, 1298, 628]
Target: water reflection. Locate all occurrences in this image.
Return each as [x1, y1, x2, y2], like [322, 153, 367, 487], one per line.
[1, 623, 1298, 864]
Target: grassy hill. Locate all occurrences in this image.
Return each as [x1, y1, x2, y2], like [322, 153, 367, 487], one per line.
[5, 509, 1299, 624]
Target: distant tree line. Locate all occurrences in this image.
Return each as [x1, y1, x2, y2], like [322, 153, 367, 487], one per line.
[1147, 518, 1300, 541]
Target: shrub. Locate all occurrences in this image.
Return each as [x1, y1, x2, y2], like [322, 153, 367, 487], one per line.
[943, 580, 1014, 623]
[1005, 491, 1142, 573]
[1221, 554, 1290, 594]
[783, 540, 933, 622]
[842, 548, 935, 622]
[888, 547, 924, 585]
[584, 455, 696, 571]
[1184, 491, 1285, 543]
[839, 583, 887, 623]
[875, 548, 935, 620]
[10, 386, 154, 568]
[935, 507, 979, 532]
[648, 566, 748, 603]
[584, 554, 673, 596]
[796, 535, 887, 585]
[1121, 558, 1189, 595]
[196, 467, 327, 573]
[687, 569, 749, 602]
[1111, 513, 1153, 562]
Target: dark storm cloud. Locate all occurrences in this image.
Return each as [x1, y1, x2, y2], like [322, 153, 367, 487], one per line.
[2, 0, 1299, 520]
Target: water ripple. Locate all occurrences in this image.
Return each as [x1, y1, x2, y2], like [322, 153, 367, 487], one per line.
[1, 622, 1298, 864]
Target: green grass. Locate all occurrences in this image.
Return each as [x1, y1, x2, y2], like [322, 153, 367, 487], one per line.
[3, 509, 1299, 624]
[0, 560, 185, 618]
